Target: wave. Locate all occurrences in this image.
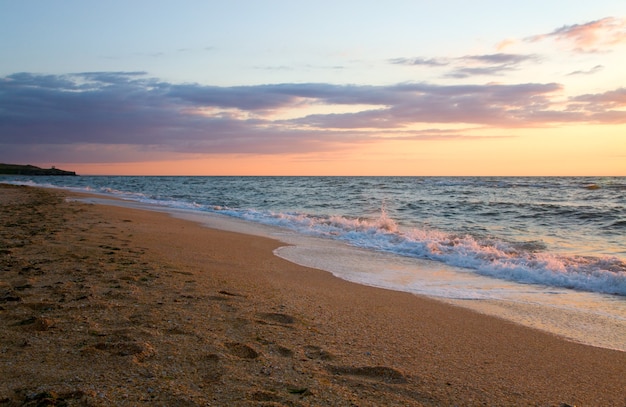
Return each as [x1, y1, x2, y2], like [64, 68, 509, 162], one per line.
[4, 178, 625, 297]
[214, 206, 626, 297]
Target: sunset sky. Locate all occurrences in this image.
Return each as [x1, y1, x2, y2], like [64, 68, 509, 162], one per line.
[1, 1, 625, 175]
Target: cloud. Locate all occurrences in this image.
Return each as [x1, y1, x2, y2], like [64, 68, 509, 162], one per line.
[390, 53, 538, 78]
[290, 82, 565, 128]
[445, 66, 515, 79]
[496, 38, 517, 51]
[567, 65, 604, 76]
[1, 72, 625, 163]
[526, 17, 626, 52]
[572, 88, 626, 108]
[446, 53, 539, 78]
[389, 57, 449, 67]
[563, 88, 626, 124]
[463, 54, 536, 65]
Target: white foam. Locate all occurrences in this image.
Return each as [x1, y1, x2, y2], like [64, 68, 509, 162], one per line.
[212, 206, 626, 296]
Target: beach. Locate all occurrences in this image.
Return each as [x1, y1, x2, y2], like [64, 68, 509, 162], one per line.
[1, 184, 625, 406]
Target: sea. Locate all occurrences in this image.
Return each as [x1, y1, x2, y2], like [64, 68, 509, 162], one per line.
[2, 176, 625, 351]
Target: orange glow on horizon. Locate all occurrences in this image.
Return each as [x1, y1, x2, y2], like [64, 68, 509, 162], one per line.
[47, 124, 624, 177]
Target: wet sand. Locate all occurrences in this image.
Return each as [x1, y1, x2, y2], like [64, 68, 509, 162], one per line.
[1, 184, 625, 406]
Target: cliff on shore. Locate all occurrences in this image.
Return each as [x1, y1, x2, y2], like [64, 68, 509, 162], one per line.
[0, 163, 77, 176]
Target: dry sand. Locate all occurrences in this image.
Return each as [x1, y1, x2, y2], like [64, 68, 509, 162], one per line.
[1, 184, 625, 406]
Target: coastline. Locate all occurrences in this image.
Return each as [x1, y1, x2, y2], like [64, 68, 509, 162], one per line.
[69, 192, 626, 353]
[1, 184, 625, 406]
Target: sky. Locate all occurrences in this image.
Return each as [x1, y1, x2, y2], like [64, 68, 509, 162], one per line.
[1, 1, 625, 176]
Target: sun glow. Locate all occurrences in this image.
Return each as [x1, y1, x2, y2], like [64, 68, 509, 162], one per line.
[2, 3, 625, 176]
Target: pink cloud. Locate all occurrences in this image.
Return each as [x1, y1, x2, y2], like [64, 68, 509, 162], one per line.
[496, 39, 517, 51]
[526, 17, 626, 53]
[573, 88, 626, 108]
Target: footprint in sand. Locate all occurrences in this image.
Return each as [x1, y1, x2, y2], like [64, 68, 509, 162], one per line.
[303, 345, 333, 360]
[326, 365, 407, 384]
[271, 344, 294, 357]
[199, 353, 223, 382]
[91, 341, 156, 362]
[218, 290, 245, 297]
[23, 302, 59, 311]
[250, 390, 285, 403]
[224, 342, 259, 359]
[0, 289, 22, 303]
[256, 312, 295, 325]
[208, 290, 246, 312]
[12, 316, 54, 331]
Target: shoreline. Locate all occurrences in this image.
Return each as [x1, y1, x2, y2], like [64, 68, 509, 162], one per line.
[66, 191, 626, 353]
[2, 184, 625, 406]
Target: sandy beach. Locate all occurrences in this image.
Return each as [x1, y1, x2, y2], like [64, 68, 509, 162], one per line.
[1, 184, 625, 406]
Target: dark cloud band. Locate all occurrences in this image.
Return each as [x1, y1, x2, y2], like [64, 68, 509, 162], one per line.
[1, 72, 624, 163]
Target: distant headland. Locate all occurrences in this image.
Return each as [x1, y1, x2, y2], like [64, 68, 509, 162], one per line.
[0, 163, 77, 176]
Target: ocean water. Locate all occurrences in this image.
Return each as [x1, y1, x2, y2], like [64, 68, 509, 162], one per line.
[3, 176, 625, 350]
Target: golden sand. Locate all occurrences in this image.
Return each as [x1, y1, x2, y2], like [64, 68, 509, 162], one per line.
[1, 184, 625, 406]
